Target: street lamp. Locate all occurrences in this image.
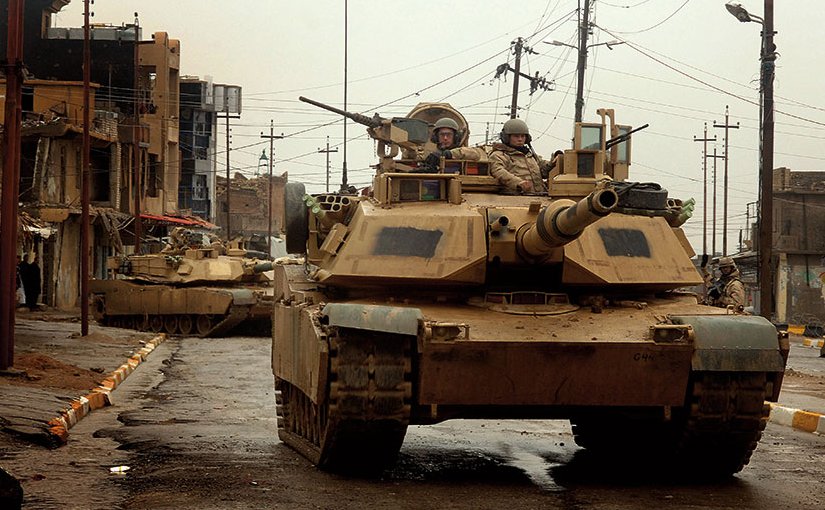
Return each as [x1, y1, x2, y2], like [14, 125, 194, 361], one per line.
[725, 3, 763, 23]
[725, 1, 775, 320]
[256, 149, 268, 177]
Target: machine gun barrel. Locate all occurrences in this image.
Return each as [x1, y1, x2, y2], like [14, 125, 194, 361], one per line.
[605, 123, 649, 149]
[519, 188, 619, 257]
[299, 96, 384, 129]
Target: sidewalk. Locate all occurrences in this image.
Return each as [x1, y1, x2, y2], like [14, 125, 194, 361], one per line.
[0, 310, 163, 447]
[770, 333, 825, 434]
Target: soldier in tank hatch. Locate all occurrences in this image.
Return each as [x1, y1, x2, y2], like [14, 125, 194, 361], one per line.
[424, 117, 486, 171]
[489, 118, 555, 193]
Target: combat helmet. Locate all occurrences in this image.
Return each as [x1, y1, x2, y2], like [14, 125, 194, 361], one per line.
[500, 118, 532, 145]
[430, 117, 462, 144]
[718, 256, 736, 269]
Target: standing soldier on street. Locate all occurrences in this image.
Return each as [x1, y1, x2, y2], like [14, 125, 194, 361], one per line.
[708, 256, 745, 310]
[489, 118, 554, 193]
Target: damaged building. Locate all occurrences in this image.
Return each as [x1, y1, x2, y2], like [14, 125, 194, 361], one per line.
[0, 0, 190, 310]
[215, 171, 287, 243]
[732, 168, 825, 327]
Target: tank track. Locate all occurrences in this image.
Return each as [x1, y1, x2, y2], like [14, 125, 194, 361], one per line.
[276, 328, 412, 474]
[570, 371, 770, 479]
[95, 305, 251, 338]
[675, 371, 770, 477]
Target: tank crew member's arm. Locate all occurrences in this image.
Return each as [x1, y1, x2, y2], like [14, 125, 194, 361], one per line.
[490, 150, 532, 192]
[538, 150, 564, 179]
[444, 146, 486, 161]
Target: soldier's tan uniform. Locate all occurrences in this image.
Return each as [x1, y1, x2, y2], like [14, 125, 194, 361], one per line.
[489, 143, 551, 192]
[445, 146, 487, 161]
[711, 259, 745, 309]
[716, 269, 745, 308]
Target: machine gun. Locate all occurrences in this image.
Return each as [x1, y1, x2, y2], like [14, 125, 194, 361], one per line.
[605, 123, 649, 150]
[300, 96, 431, 171]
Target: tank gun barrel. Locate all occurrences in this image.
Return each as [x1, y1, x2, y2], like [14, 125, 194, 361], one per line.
[253, 261, 275, 274]
[299, 96, 384, 129]
[519, 188, 619, 257]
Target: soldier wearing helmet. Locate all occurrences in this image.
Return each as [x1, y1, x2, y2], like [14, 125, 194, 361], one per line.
[489, 118, 554, 192]
[424, 117, 486, 170]
[708, 256, 745, 310]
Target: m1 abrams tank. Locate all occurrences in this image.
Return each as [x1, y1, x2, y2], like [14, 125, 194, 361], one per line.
[272, 99, 788, 478]
[90, 228, 274, 337]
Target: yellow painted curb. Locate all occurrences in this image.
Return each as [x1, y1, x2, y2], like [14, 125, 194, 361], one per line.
[768, 402, 825, 435]
[801, 338, 825, 349]
[47, 334, 166, 445]
[787, 325, 806, 335]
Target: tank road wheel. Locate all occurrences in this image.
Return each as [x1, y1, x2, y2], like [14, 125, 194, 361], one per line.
[195, 315, 214, 336]
[92, 296, 108, 325]
[178, 314, 194, 336]
[149, 315, 164, 333]
[570, 372, 770, 480]
[136, 315, 150, 332]
[276, 330, 412, 475]
[163, 315, 180, 335]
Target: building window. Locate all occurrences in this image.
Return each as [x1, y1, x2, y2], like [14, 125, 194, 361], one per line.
[193, 175, 207, 200]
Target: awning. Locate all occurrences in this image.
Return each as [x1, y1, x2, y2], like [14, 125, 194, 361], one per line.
[140, 213, 217, 229]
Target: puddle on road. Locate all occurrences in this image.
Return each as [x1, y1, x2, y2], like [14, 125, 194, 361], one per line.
[498, 443, 566, 492]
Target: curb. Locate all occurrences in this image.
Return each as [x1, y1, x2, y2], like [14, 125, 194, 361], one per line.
[45, 334, 167, 444]
[801, 337, 825, 349]
[768, 402, 825, 435]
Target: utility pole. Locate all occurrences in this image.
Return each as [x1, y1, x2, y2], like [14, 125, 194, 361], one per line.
[260, 120, 284, 249]
[713, 105, 740, 256]
[132, 13, 142, 254]
[575, 0, 592, 122]
[707, 148, 726, 257]
[342, 0, 349, 191]
[693, 124, 717, 259]
[81, 0, 92, 336]
[318, 136, 338, 193]
[493, 38, 549, 119]
[1, 0, 25, 370]
[218, 113, 240, 240]
[760, 0, 776, 320]
[510, 37, 524, 119]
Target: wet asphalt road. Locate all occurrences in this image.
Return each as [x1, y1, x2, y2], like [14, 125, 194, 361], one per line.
[9, 335, 825, 509]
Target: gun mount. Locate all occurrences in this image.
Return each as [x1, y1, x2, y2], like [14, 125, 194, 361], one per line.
[300, 96, 431, 171]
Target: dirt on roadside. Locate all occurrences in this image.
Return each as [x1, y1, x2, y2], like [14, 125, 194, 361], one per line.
[0, 353, 104, 392]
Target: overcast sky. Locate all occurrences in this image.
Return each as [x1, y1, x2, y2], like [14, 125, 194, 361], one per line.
[55, 0, 825, 255]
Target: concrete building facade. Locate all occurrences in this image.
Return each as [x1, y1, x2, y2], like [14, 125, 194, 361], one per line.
[179, 77, 218, 221]
[772, 168, 825, 327]
[0, 1, 185, 310]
